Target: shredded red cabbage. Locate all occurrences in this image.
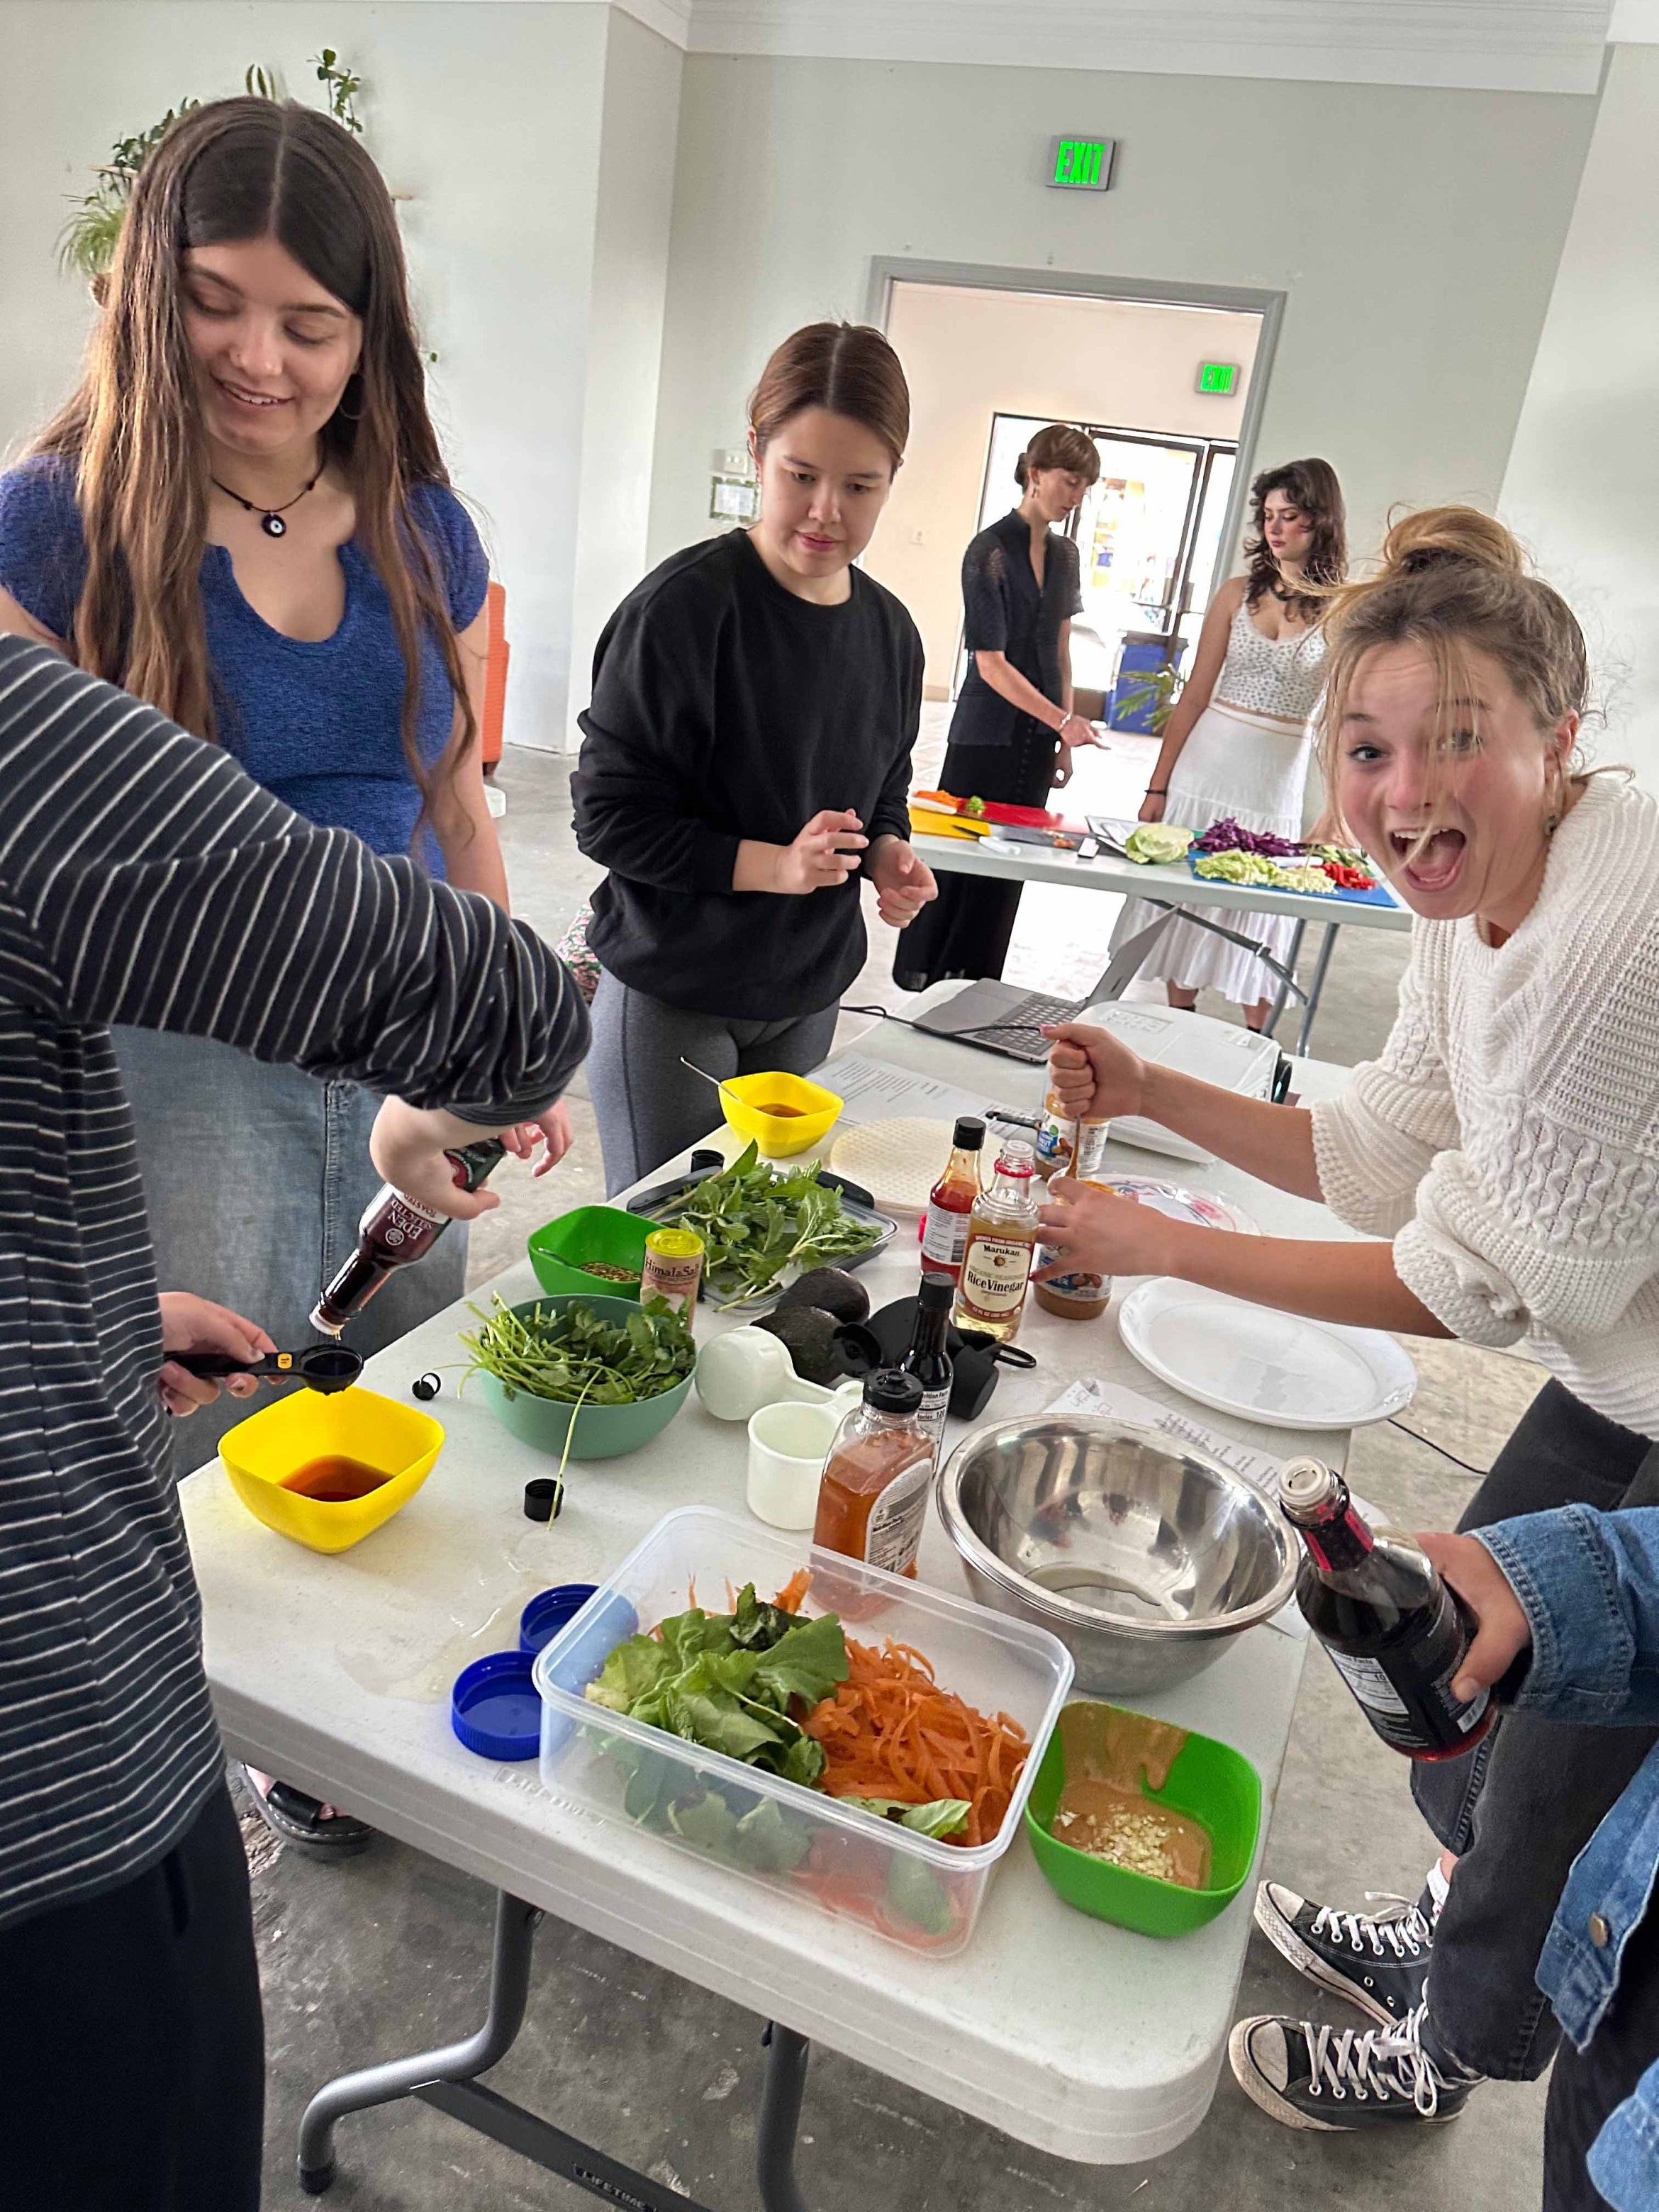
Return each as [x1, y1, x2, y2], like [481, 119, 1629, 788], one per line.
[1193, 817, 1304, 858]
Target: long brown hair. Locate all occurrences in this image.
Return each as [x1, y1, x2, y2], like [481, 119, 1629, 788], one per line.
[1242, 457, 1347, 624]
[748, 323, 910, 471]
[30, 96, 475, 810]
[1317, 505, 1592, 803]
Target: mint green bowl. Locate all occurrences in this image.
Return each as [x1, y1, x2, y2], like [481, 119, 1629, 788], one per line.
[1024, 1700, 1262, 1938]
[471, 1295, 692, 1463]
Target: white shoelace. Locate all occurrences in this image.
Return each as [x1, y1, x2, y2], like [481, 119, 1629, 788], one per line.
[1312, 1895, 1431, 1960]
[1300, 2004, 1440, 2116]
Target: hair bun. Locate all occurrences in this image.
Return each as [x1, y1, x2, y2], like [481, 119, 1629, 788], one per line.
[1380, 505, 1524, 584]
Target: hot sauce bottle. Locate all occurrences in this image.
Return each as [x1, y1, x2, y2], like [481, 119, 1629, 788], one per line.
[812, 1370, 934, 1579]
[919, 1116, 985, 1283]
[951, 1138, 1039, 1344]
[311, 1136, 505, 1336]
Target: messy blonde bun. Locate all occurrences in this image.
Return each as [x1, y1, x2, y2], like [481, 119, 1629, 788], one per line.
[1318, 504, 1590, 794]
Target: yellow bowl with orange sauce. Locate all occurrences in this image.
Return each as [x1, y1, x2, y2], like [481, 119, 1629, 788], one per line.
[719, 1071, 843, 1158]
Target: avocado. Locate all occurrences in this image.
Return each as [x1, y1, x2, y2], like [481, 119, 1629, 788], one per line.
[756, 1305, 842, 1387]
[776, 1267, 870, 1328]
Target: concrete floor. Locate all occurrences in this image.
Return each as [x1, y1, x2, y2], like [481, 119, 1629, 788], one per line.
[247, 736, 1554, 2208]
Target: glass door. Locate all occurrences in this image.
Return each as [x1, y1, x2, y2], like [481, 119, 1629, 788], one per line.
[956, 416, 1236, 702]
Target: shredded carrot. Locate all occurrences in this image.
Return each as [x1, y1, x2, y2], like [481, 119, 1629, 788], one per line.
[774, 1569, 811, 1615]
[802, 1637, 1030, 1847]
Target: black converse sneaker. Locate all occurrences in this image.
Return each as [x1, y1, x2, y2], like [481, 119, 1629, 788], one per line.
[1253, 1882, 1437, 2027]
[1229, 2003, 1477, 2133]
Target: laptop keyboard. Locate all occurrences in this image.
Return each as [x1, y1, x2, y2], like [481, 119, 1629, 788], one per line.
[954, 990, 1079, 1060]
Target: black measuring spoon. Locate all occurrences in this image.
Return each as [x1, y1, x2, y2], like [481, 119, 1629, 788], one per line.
[172, 1344, 364, 1395]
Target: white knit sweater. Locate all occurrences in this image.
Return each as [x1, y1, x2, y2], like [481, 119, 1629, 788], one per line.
[1311, 774, 1659, 1440]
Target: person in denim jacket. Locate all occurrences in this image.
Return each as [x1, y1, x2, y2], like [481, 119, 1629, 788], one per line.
[1419, 1506, 1659, 2211]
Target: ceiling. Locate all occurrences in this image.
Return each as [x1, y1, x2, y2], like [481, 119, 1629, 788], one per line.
[617, 0, 1659, 93]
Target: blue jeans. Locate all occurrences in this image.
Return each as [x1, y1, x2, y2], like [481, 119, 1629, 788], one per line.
[114, 1028, 469, 1460]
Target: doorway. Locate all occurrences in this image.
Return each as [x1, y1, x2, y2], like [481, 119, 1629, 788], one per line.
[967, 412, 1238, 701]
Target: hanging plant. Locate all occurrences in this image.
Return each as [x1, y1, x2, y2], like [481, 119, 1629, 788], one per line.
[57, 55, 365, 282]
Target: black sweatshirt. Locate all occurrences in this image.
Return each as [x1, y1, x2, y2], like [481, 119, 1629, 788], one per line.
[0, 635, 587, 1932]
[571, 530, 922, 1020]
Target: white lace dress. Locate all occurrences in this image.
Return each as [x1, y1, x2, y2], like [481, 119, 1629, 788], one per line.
[1113, 600, 1327, 1005]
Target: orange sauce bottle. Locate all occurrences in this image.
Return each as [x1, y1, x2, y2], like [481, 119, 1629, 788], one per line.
[812, 1370, 933, 1579]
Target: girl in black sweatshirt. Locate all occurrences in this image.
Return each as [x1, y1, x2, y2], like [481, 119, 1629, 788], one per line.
[572, 321, 936, 1192]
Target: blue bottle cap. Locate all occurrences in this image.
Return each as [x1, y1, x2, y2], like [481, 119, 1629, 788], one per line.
[519, 1583, 600, 1654]
[450, 1650, 542, 1761]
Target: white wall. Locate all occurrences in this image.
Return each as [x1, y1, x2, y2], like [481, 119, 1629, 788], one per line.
[1499, 43, 1659, 791]
[867, 283, 1259, 688]
[647, 57, 1597, 588]
[0, 0, 612, 749]
[565, 7, 684, 747]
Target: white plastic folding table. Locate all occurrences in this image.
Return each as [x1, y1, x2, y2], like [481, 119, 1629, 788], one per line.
[179, 1025, 1361, 2207]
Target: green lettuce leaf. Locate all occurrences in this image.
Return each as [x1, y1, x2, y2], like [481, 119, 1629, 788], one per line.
[748, 1613, 848, 1712]
[586, 1634, 674, 1714]
[839, 1797, 971, 1839]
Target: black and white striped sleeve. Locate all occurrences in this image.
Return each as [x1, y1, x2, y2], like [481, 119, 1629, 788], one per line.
[0, 638, 587, 1122]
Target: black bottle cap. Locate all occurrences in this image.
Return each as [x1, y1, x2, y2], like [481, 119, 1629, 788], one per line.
[864, 1367, 925, 1415]
[523, 1477, 565, 1522]
[918, 1271, 954, 1312]
[688, 1149, 724, 1173]
[953, 1116, 986, 1151]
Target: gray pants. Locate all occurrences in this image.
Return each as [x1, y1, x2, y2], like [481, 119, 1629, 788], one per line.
[114, 1027, 469, 1462]
[588, 971, 840, 1195]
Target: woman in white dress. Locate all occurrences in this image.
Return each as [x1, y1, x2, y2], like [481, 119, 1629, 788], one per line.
[1114, 458, 1347, 1028]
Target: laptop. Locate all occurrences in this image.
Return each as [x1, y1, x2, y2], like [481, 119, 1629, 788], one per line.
[913, 915, 1174, 1063]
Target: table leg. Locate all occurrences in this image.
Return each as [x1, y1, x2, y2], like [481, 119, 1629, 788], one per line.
[756, 2023, 813, 2212]
[297, 1889, 539, 2194]
[1295, 922, 1341, 1056]
[1265, 919, 1305, 1035]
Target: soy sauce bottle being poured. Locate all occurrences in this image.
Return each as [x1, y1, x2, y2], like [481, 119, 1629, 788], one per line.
[1278, 1458, 1494, 1761]
[311, 1136, 506, 1336]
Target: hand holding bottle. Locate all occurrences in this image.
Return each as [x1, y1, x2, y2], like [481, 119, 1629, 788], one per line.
[368, 1100, 512, 1220]
[1419, 1532, 1534, 1701]
[1039, 1020, 1147, 1124]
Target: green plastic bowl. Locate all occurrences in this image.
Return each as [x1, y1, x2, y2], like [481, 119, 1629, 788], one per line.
[1024, 1700, 1262, 1938]
[527, 1205, 649, 1302]
[471, 1294, 693, 1462]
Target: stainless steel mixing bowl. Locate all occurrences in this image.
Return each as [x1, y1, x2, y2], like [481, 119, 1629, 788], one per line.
[937, 1415, 1300, 1694]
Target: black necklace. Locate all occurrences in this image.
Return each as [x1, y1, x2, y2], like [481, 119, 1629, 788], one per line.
[210, 469, 320, 538]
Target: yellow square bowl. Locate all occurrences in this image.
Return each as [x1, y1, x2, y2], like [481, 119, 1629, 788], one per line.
[719, 1070, 843, 1158]
[218, 1384, 444, 1555]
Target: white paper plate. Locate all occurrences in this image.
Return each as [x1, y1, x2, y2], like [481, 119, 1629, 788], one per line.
[1117, 1278, 1417, 1431]
[829, 1117, 956, 1214]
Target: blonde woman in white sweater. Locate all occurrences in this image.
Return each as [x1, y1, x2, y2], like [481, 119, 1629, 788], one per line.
[1037, 510, 1659, 2155]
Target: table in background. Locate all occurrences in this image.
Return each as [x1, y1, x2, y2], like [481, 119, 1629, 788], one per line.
[912, 832, 1410, 1052]
[181, 1024, 1361, 2204]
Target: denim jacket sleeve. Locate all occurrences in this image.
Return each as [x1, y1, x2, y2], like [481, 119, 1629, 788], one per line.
[1475, 1504, 1659, 1726]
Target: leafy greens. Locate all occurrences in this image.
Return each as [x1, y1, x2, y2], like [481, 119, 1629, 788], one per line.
[649, 1144, 881, 1305]
[586, 1585, 970, 1842]
[459, 1293, 696, 1404]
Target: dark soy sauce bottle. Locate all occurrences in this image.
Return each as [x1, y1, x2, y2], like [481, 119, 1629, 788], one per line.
[903, 1272, 956, 1463]
[311, 1136, 505, 1336]
[1278, 1458, 1495, 1762]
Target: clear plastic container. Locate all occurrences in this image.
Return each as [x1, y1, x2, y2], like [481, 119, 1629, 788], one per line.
[532, 1505, 1073, 1956]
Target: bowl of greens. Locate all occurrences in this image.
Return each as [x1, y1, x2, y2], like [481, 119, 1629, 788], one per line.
[459, 1293, 696, 1460]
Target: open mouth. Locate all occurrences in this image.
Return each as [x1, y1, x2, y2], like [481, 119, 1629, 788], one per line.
[1389, 826, 1466, 893]
[215, 376, 289, 411]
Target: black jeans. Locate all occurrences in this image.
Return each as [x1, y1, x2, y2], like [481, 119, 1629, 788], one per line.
[0, 1781, 264, 2210]
[1413, 1381, 1659, 2080]
[1544, 1889, 1659, 2211]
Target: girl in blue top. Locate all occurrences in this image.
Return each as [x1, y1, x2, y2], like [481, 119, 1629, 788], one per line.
[0, 96, 568, 1849]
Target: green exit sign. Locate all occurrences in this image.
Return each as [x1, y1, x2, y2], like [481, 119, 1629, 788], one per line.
[1197, 361, 1241, 396]
[1049, 135, 1115, 191]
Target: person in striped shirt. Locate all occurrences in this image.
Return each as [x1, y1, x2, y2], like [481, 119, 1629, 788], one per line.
[0, 633, 588, 2210]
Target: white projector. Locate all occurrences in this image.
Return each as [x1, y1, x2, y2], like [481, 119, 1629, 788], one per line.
[1075, 1002, 1280, 1164]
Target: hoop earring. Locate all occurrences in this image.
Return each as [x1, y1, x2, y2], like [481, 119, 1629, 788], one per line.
[336, 374, 365, 425]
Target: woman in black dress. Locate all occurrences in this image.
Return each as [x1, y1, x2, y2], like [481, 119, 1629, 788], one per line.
[894, 423, 1100, 990]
